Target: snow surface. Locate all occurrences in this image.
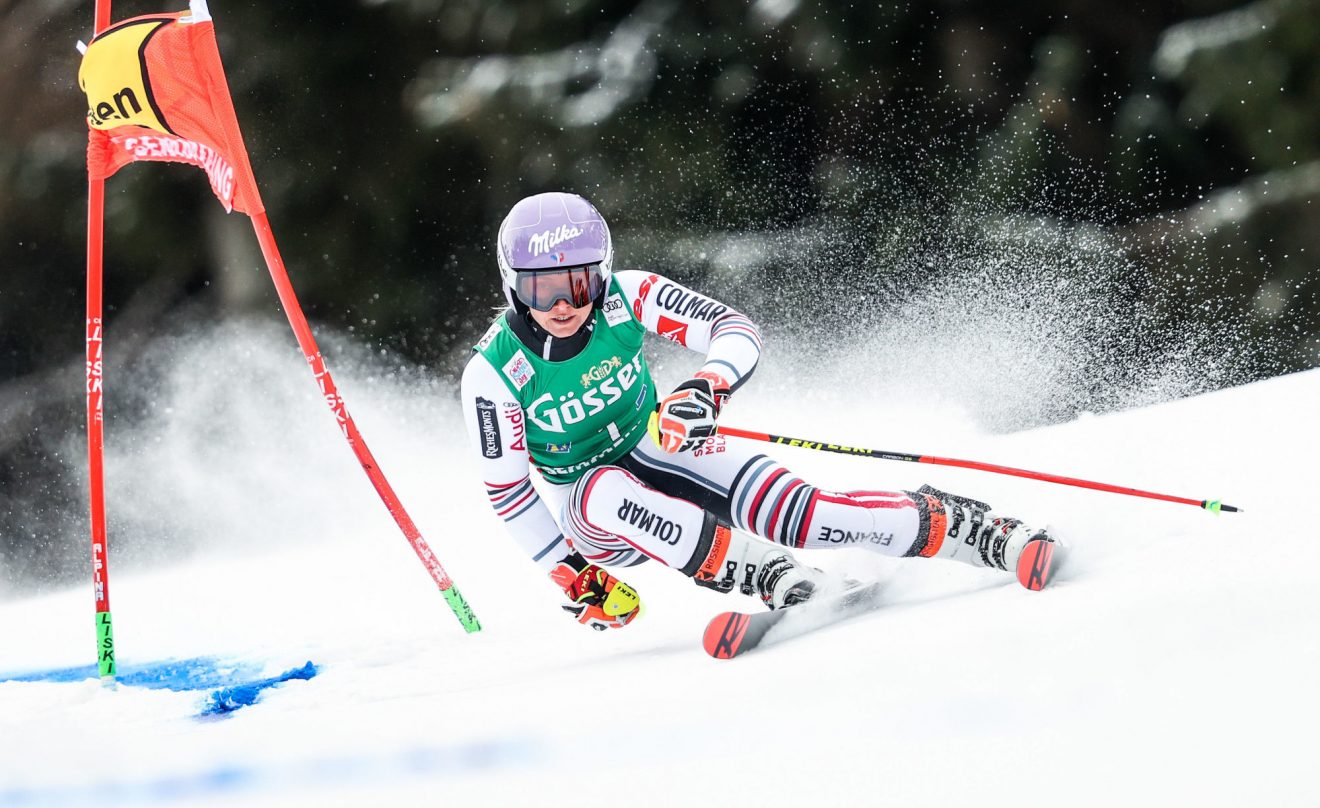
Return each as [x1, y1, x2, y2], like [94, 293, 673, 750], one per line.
[2, 328, 1317, 807]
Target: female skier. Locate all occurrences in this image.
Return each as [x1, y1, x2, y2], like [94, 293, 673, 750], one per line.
[462, 192, 1058, 630]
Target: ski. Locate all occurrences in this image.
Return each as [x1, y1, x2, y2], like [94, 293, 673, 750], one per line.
[1016, 536, 1060, 591]
[702, 581, 885, 660]
[703, 534, 1066, 659]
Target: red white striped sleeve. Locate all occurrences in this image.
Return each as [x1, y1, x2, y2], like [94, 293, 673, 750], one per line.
[461, 355, 569, 570]
[614, 270, 762, 393]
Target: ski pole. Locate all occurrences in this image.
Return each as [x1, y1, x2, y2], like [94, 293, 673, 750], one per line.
[718, 425, 1241, 514]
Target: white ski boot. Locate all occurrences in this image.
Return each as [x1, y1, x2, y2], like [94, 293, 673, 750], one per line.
[686, 522, 822, 609]
[912, 485, 1061, 591]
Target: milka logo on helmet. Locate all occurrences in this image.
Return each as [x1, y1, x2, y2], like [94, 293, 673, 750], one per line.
[581, 356, 623, 388]
[528, 225, 584, 257]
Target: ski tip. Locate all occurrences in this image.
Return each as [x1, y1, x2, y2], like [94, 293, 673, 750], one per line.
[1016, 537, 1058, 592]
[703, 612, 751, 660]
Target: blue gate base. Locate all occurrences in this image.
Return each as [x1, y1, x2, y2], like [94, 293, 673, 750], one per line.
[1, 657, 318, 717]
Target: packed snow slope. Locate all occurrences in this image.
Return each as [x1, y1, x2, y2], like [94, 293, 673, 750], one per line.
[1, 324, 1316, 807]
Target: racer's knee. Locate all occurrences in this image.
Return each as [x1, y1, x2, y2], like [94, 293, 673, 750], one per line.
[562, 465, 707, 570]
[561, 467, 645, 566]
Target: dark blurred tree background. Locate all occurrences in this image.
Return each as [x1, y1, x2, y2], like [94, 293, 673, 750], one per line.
[2, 0, 1318, 585]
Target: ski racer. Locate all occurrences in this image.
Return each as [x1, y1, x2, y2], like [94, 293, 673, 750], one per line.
[461, 192, 1059, 631]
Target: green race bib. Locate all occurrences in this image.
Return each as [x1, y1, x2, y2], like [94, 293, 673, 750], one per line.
[475, 279, 658, 482]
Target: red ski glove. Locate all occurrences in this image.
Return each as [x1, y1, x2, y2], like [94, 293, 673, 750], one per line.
[548, 555, 643, 631]
[650, 372, 732, 453]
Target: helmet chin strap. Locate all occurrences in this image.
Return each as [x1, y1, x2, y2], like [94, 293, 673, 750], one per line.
[507, 289, 529, 316]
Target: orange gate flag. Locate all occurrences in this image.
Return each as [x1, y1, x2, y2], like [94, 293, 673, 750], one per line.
[78, 0, 262, 215]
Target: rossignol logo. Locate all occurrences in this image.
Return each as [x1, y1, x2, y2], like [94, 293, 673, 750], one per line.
[528, 224, 584, 257]
[475, 397, 502, 458]
[529, 355, 644, 434]
[634, 273, 659, 319]
[656, 283, 728, 321]
[657, 315, 688, 346]
[617, 498, 682, 545]
[695, 525, 731, 583]
[581, 356, 623, 388]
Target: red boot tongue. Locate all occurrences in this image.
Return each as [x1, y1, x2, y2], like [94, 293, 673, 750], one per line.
[1016, 537, 1057, 591]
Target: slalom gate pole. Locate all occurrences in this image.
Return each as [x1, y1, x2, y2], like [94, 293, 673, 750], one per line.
[79, 2, 476, 637]
[718, 425, 1241, 514]
[250, 213, 480, 632]
[85, 0, 116, 682]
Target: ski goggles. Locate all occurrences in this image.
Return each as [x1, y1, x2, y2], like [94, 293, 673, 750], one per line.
[512, 264, 605, 312]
